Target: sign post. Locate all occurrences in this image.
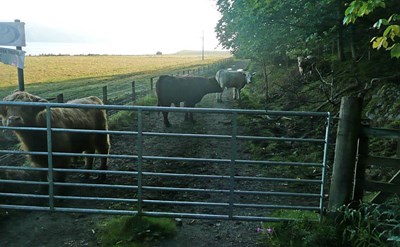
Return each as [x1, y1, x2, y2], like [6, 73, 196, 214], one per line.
[0, 20, 26, 91]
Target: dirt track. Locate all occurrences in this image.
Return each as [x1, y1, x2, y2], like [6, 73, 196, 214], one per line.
[0, 60, 326, 246]
[0, 89, 267, 246]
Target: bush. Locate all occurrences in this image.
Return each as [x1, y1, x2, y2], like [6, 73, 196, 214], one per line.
[259, 210, 339, 247]
[337, 195, 400, 247]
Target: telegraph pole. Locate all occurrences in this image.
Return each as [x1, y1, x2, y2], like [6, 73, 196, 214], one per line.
[202, 30, 204, 61]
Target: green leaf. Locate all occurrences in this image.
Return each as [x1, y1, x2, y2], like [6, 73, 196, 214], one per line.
[387, 235, 400, 241]
[344, 6, 354, 16]
[372, 36, 388, 49]
[389, 43, 400, 58]
[343, 15, 352, 25]
[391, 25, 400, 36]
[383, 25, 392, 37]
[359, 4, 369, 16]
[374, 19, 382, 29]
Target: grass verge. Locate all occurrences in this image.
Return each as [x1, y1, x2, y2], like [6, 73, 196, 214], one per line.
[99, 215, 177, 247]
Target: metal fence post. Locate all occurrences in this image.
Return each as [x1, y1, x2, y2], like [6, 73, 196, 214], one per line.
[46, 105, 54, 210]
[137, 109, 143, 215]
[229, 112, 238, 219]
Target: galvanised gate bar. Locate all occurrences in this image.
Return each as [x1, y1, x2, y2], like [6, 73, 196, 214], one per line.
[0, 101, 331, 222]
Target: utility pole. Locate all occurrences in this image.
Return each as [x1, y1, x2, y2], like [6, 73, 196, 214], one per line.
[202, 30, 204, 61]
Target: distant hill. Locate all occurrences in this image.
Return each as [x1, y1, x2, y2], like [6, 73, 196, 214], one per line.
[174, 50, 231, 56]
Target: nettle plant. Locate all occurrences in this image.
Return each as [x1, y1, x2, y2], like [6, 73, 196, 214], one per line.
[338, 195, 400, 246]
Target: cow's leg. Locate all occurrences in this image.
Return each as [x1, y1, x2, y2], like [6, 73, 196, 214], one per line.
[183, 102, 190, 122]
[40, 157, 69, 196]
[184, 112, 194, 122]
[184, 103, 195, 123]
[83, 149, 95, 180]
[217, 90, 223, 103]
[232, 88, 237, 100]
[95, 134, 110, 182]
[184, 103, 189, 121]
[162, 111, 171, 127]
[35, 168, 49, 195]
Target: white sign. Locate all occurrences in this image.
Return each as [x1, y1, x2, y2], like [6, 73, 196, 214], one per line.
[0, 22, 26, 47]
[0, 47, 25, 69]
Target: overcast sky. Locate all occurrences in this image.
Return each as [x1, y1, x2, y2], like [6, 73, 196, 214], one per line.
[1, 0, 223, 55]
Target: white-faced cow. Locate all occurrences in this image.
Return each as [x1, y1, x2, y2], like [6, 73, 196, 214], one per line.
[297, 55, 316, 77]
[156, 75, 223, 127]
[0, 91, 110, 185]
[215, 69, 256, 102]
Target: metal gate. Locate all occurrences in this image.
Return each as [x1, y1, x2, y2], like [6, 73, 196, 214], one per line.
[0, 101, 331, 222]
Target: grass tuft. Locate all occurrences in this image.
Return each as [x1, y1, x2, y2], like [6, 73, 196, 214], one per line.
[99, 215, 176, 247]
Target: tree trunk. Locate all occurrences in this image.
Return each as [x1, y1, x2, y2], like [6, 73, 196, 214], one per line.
[350, 26, 357, 60]
[337, 0, 346, 61]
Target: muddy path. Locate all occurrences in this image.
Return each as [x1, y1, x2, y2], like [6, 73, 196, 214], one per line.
[0, 61, 326, 246]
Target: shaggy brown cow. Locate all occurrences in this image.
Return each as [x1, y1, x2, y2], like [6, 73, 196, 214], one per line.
[0, 91, 110, 185]
[156, 75, 223, 127]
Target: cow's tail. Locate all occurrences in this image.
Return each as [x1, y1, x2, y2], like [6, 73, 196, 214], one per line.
[156, 76, 164, 116]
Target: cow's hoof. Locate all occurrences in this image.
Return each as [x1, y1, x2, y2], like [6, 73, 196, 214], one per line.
[93, 174, 106, 183]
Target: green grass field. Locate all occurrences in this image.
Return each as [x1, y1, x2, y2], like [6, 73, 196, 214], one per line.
[0, 52, 231, 101]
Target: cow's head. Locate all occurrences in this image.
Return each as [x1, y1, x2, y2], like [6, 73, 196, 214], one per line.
[244, 71, 256, 84]
[0, 91, 47, 127]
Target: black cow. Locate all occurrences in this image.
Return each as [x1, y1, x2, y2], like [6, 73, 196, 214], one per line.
[156, 75, 223, 127]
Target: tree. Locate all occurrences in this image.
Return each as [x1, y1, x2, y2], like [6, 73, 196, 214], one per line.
[344, 0, 400, 58]
[215, 0, 350, 61]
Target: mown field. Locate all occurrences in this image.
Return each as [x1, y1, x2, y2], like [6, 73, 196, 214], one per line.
[0, 52, 231, 101]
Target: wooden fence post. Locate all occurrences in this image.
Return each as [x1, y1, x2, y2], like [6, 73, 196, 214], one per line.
[102, 86, 108, 104]
[131, 81, 136, 102]
[150, 77, 154, 91]
[328, 97, 363, 211]
[15, 20, 25, 91]
[56, 93, 64, 103]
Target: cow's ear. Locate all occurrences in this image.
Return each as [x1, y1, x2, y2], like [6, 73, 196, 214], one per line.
[30, 94, 48, 103]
